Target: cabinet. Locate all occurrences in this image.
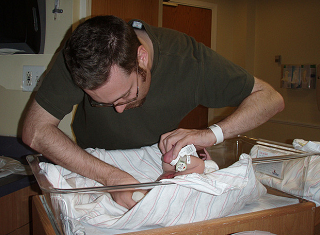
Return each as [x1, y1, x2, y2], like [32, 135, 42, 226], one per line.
[0, 185, 41, 235]
[32, 194, 316, 235]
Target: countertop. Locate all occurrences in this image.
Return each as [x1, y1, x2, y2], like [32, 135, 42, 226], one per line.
[0, 136, 38, 197]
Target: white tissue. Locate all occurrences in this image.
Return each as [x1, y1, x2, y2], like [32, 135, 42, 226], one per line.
[0, 48, 25, 55]
[0, 156, 32, 178]
[293, 139, 320, 153]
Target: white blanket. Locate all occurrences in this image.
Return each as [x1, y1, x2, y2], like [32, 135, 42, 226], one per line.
[0, 156, 32, 178]
[78, 193, 299, 235]
[39, 144, 266, 234]
[293, 139, 320, 205]
[251, 140, 320, 206]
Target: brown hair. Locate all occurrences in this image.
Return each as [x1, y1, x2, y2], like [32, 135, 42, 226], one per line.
[64, 15, 141, 90]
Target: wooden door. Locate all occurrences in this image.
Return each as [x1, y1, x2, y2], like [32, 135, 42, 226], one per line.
[163, 4, 212, 129]
[91, 0, 159, 26]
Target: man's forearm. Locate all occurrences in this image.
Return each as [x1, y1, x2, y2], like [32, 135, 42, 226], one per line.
[32, 124, 117, 184]
[159, 77, 284, 158]
[22, 101, 126, 186]
[217, 77, 285, 139]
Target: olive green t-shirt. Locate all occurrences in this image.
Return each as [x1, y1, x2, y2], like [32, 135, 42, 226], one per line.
[36, 20, 254, 150]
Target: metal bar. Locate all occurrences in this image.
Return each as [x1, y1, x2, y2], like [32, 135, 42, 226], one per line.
[256, 140, 305, 153]
[42, 181, 175, 194]
[252, 152, 319, 164]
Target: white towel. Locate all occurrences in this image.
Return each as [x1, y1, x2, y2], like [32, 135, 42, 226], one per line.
[251, 141, 320, 206]
[292, 139, 320, 205]
[39, 144, 266, 234]
[228, 193, 299, 216]
[79, 193, 299, 235]
[0, 156, 32, 178]
[293, 139, 320, 153]
[250, 145, 308, 197]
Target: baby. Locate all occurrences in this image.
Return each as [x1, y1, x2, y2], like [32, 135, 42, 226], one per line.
[158, 145, 219, 180]
[133, 144, 219, 203]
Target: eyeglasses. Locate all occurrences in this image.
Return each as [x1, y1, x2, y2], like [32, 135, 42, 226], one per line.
[88, 68, 139, 107]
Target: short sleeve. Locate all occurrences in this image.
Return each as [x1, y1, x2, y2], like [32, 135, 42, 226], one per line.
[35, 51, 84, 120]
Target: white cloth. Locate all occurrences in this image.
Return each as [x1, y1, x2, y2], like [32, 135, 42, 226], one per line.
[204, 160, 219, 174]
[292, 139, 320, 205]
[250, 145, 308, 197]
[0, 156, 32, 178]
[78, 193, 299, 235]
[228, 193, 299, 216]
[250, 141, 320, 206]
[39, 144, 266, 234]
[293, 139, 320, 153]
[0, 48, 25, 55]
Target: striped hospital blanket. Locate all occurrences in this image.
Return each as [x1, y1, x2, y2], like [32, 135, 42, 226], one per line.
[39, 144, 266, 234]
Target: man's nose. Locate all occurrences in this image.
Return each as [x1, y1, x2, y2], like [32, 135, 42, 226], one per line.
[114, 104, 126, 113]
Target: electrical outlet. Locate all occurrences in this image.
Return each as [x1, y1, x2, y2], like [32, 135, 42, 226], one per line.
[22, 65, 46, 92]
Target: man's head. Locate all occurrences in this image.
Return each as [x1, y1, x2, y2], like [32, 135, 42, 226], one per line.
[84, 64, 149, 113]
[64, 15, 141, 90]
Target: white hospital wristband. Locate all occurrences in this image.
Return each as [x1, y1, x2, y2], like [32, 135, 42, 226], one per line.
[208, 124, 224, 145]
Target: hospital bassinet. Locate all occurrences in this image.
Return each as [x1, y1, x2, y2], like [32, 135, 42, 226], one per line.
[28, 136, 318, 235]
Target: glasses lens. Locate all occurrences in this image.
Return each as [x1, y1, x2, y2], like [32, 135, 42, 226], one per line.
[88, 68, 139, 107]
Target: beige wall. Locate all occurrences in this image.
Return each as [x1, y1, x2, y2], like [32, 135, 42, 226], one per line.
[0, 0, 74, 138]
[208, 0, 320, 143]
[254, 0, 320, 143]
[247, 0, 320, 143]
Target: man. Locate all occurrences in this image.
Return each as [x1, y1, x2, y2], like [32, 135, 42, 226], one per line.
[22, 15, 284, 209]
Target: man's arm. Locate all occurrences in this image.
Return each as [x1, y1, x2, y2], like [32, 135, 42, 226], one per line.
[22, 99, 141, 209]
[159, 77, 285, 158]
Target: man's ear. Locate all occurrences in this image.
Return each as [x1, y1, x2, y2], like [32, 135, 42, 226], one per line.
[137, 45, 149, 68]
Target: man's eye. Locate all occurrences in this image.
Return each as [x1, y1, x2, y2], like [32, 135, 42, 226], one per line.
[123, 91, 131, 98]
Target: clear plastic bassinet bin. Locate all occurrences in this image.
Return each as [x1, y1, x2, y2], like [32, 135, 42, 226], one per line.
[27, 154, 171, 235]
[206, 135, 318, 200]
[27, 135, 316, 234]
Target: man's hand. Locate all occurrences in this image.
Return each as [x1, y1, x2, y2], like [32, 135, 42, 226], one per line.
[22, 100, 147, 210]
[107, 168, 148, 209]
[159, 128, 215, 159]
[159, 77, 284, 158]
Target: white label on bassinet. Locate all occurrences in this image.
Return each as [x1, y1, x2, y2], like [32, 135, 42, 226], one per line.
[255, 162, 284, 179]
[255, 149, 284, 179]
